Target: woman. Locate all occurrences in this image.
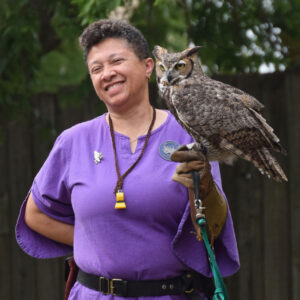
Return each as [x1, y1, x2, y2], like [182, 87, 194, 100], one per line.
[16, 19, 239, 299]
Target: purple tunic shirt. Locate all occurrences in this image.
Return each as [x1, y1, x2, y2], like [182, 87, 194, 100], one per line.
[16, 111, 239, 299]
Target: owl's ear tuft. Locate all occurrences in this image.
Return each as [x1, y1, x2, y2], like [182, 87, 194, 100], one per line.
[152, 45, 168, 59]
[180, 46, 202, 59]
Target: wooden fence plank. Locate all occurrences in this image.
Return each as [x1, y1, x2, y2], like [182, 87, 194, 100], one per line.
[36, 259, 64, 299]
[8, 121, 37, 300]
[286, 71, 300, 300]
[0, 134, 12, 300]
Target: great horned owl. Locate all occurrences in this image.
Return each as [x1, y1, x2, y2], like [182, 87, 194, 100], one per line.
[152, 45, 287, 182]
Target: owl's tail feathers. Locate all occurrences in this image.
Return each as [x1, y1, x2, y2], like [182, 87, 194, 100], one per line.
[273, 143, 287, 156]
[219, 138, 287, 182]
[252, 148, 288, 182]
[251, 108, 287, 155]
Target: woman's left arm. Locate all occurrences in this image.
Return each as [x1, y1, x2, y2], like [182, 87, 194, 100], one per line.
[25, 192, 74, 246]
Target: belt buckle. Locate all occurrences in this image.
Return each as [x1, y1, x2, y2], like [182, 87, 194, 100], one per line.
[99, 277, 123, 296]
[99, 277, 110, 295]
[110, 278, 123, 296]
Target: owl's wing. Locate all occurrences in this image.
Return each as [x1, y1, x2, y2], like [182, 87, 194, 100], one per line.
[213, 78, 265, 112]
[171, 81, 284, 154]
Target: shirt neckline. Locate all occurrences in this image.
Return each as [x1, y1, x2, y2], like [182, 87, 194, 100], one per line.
[102, 110, 171, 141]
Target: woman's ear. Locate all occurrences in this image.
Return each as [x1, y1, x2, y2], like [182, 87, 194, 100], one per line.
[145, 57, 154, 79]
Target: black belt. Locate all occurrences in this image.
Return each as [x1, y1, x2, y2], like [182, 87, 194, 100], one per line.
[77, 268, 214, 298]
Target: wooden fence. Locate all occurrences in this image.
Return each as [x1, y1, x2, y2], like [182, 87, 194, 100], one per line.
[0, 69, 299, 299]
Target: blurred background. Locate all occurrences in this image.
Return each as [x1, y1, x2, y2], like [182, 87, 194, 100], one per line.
[1, 0, 299, 299]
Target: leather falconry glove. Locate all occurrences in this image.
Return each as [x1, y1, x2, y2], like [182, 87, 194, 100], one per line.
[171, 144, 228, 242]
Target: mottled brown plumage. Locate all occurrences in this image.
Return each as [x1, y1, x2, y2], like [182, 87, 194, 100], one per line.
[152, 45, 287, 182]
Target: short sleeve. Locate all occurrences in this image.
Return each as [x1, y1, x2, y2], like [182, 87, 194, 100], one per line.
[171, 161, 240, 277]
[15, 132, 74, 258]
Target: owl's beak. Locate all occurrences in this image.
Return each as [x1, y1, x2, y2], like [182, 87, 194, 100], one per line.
[167, 72, 173, 83]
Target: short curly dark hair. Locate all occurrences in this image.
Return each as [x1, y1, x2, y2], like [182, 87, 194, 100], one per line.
[79, 19, 150, 62]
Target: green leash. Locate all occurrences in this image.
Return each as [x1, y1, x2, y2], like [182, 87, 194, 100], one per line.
[192, 171, 228, 300]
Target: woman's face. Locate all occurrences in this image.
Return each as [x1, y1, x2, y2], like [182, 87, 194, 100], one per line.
[87, 38, 154, 111]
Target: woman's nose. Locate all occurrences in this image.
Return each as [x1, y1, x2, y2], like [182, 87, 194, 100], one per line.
[101, 65, 116, 81]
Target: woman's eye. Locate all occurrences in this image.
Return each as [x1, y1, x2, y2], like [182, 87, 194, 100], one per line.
[91, 67, 102, 74]
[113, 58, 123, 64]
[175, 63, 185, 70]
[159, 65, 165, 72]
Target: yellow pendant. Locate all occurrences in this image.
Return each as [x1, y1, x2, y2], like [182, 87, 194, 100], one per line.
[115, 190, 126, 209]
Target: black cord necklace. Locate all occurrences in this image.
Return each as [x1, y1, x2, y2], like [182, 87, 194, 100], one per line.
[108, 106, 156, 209]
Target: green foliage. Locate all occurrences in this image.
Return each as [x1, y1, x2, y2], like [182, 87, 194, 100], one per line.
[71, 0, 122, 25]
[0, 0, 90, 123]
[51, 2, 83, 40]
[132, 0, 187, 53]
[0, 0, 41, 118]
[31, 40, 87, 94]
[272, 0, 300, 66]
[149, 0, 294, 74]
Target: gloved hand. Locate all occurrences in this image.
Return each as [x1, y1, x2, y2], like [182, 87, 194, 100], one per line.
[170, 144, 228, 242]
[171, 145, 213, 199]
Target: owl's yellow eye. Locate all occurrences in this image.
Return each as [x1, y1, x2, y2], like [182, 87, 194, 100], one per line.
[159, 64, 165, 72]
[175, 63, 185, 70]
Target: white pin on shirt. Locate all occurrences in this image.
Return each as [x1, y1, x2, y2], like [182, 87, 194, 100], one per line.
[94, 151, 103, 164]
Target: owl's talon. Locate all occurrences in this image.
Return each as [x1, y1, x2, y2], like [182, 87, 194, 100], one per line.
[186, 143, 195, 150]
[185, 142, 206, 154]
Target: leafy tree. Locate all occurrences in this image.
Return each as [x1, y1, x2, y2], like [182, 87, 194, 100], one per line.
[133, 0, 299, 74]
[0, 0, 91, 142]
[184, 0, 300, 73]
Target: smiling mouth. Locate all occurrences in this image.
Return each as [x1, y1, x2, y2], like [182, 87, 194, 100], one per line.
[105, 82, 124, 91]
